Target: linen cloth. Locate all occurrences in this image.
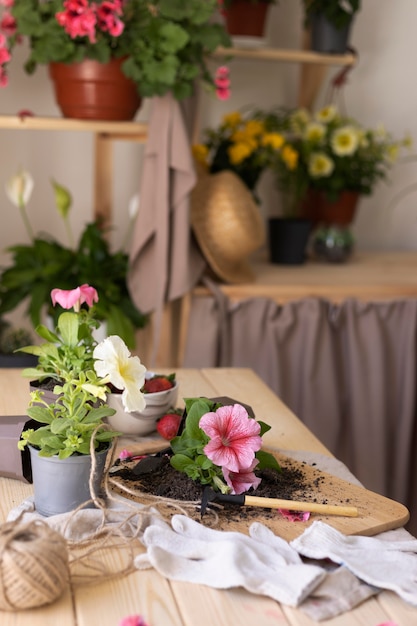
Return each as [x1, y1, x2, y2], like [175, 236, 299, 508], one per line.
[127, 93, 206, 363]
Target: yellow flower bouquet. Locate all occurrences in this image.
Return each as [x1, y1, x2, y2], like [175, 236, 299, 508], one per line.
[269, 104, 412, 213]
[193, 109, 286, 202]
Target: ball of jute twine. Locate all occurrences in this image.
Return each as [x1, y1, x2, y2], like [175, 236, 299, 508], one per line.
[0, 519, 69, 611]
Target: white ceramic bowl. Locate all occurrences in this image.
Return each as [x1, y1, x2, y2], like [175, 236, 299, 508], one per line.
[106, 374, 178, 436]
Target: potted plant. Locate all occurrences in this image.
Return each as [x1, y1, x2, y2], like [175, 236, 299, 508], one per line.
[0, 169, 147, 349]
[302, 0, 361, 53]
[0, 0, 232, 119]
[192, 108, 286, 203]
[269, 103, 412, 223]
[219, 0, 278, 39]
[267, 103, 411, 263]
[17, 284, 148, 516]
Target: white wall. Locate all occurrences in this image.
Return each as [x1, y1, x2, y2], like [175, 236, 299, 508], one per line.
[1, 0, 416, 272]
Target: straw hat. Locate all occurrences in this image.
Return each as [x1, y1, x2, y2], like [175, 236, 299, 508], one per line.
[190, 169, 265, 283]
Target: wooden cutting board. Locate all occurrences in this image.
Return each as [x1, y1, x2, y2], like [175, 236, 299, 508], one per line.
[110, 439, 410, 542]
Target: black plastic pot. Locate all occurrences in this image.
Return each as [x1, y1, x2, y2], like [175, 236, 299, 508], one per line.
[310, 13, 353, 54]
[0, 353, 38, 368]
[268, 218, 313, 265]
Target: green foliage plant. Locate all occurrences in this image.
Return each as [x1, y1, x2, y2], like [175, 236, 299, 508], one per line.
[0, 172, 147, 349]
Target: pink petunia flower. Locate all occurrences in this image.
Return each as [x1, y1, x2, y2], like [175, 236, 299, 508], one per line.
[51, 284, 98, 312]
[223, 459, 261, 494]
[119, 616, 149, 626]
[0, 0, 14, 7]
[199, 403, 262, 473]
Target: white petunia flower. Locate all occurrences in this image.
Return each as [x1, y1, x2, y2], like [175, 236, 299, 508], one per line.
[93, 335, 147, 413]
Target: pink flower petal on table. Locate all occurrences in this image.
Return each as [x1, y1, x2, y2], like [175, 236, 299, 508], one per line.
[119, 615, 149, 626]
[278, 509, 310, 522]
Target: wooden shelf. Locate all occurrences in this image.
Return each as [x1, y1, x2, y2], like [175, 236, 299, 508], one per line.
[0, 115, 148, 141]
[215, 46, 356, 66]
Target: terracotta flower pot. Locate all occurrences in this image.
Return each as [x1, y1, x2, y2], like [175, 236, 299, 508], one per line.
[222, 0, 271, 38]
[317, 190, 360, 226]
[300, 190, 360, 227]
[49, 58, 142, 121]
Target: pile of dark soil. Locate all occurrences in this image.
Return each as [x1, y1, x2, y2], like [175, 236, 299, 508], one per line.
[111, 454, 326, 524]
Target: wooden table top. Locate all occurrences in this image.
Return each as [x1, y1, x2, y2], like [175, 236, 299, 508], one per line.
[0, 367, 416, 626]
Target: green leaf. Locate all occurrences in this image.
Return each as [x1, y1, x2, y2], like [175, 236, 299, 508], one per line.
[57, 311, 79, 347]
[27, 405, 54, 424]
[255, 449, 281, 472]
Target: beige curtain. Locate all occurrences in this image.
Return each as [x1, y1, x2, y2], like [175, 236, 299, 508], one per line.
[183, 280, 417, 537]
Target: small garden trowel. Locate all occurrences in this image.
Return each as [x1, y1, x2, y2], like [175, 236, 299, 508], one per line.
[200, 486, 358, 518]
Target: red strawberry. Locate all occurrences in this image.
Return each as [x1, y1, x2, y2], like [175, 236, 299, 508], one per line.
[156, 413, 182, 440]
[143, 374, 175, 394]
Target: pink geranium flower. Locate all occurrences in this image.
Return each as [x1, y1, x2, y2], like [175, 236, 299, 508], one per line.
[214, 65, 231, 100]
[56, 0, 97, 43]
[51, 284, 98, 311]
[199, 403, 262, 473]
[96, 0, 124, 37]
[0, 64, 7, 86]
[223, 459, 261, 494]
[1, 12, 17, 36]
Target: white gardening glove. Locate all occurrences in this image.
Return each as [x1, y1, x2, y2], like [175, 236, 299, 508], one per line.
[249, 521, 378, 621]
[135, 514, 325, 607]
[291, 521, 417, 606]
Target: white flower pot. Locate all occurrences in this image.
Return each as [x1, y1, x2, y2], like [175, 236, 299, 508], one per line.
[106, 380, 178, 436]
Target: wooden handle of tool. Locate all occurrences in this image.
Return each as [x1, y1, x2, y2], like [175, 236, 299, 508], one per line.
[244, 495, 358, 517]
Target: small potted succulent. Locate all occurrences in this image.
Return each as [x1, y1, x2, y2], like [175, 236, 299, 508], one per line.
[17, 284, 148, 516]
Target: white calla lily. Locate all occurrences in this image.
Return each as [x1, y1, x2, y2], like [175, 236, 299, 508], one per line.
[5, 169, 34, 208]
[93, 335, 147, 413]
